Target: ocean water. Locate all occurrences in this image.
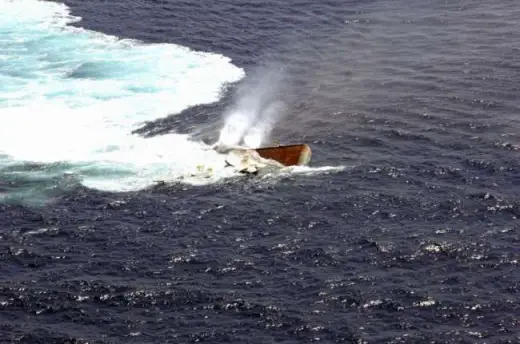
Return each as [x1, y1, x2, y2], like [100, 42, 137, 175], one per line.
[0, 0, 342, 204]
[1, 0, 519, 343]
[0, 0, 297, 204]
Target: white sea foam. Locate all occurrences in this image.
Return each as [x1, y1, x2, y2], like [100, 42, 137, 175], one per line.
[0, 0, 245, 192]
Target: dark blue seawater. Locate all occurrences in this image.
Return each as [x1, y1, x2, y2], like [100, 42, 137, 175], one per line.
[1, 0, 519, 343]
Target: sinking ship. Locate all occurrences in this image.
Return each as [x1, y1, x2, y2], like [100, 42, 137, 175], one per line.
[153, 142, 312, 186]
[213, 142, 312, 174]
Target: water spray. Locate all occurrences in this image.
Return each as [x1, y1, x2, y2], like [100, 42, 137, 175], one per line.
[217, 64, 289, 149]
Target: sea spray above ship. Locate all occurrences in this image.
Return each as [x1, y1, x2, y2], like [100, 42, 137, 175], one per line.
[216, 65, 290, 149]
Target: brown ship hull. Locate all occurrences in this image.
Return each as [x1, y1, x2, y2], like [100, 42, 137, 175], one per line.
[253, 144, 312, 167]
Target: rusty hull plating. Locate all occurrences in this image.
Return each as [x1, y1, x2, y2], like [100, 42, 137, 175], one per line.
[254, 144, 312, 167]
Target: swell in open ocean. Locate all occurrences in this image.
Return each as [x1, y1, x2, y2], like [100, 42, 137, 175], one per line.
[1, 0, 519, 343]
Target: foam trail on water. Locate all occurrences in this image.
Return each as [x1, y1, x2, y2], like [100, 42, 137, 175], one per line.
[0, 0, 245, 198]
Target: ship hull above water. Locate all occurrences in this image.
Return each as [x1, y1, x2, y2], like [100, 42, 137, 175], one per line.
[253, 144, 312, 167]
[219, 143, 312, 174]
